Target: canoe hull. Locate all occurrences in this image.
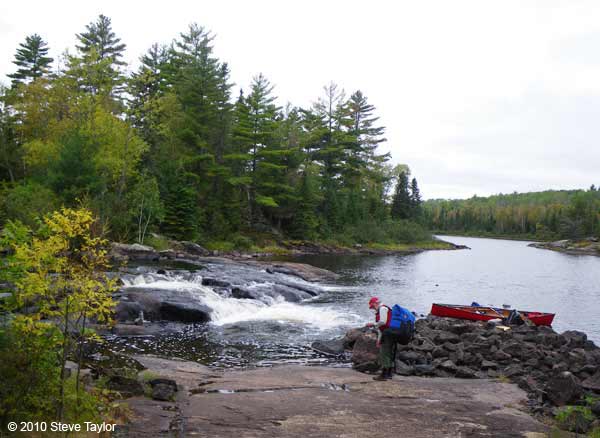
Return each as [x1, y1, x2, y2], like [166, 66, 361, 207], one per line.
[430, 303, 555, 326]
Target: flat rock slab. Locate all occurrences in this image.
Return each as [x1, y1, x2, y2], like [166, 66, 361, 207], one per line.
[122, 359, 548, 437]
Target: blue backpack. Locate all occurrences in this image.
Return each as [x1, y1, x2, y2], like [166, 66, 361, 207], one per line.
[389, 304, 415, 331]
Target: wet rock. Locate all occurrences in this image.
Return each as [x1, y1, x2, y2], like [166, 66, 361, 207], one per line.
[116, 290, 211, 323]
[231, 287, 258, 300]
[545, 372, 582, 406]
[201, 277, 231, 288]
[311, 338, 346, 356]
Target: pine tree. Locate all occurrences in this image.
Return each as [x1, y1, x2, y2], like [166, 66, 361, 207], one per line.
[128, 43, 170, 140]
[76, 15, 126, 64]
[410, 177, 422, 217]
[245, 74, 280, 225]
[73, 14, 126, 98]
[8, 34, 53, 86]
[344, 90, 388, 189]
[391, 171, 411, 220]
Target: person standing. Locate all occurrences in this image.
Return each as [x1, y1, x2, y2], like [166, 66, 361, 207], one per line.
[366, 297, 414, 381]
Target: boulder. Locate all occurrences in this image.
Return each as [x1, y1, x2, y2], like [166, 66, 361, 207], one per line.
[394, 361, 415, 376]
[116, 289, 211, 323]
[311, 338, 346, 356]
[201, 278, 231, 288]
[582, 370, 600, 392]
[481, 360, 498, 370]
[439, 359, 457, 373]
[493, 350, 512, 362]
[396, 351, 422, 364]
[110, 243, 158, 261]
[343, 327, 368, 349]
[231, 287, 259, 300]
[414, 364, 435, 376]
[148, 378, 178, 392]
[561, 331, 588, 349]
[351, 332, 379, 368]
[455, 366, 477, 379]
[180, 241, 210, 256]
[435, 331, 461, 344]
[591, 401, 600, 417]
[545, 372, 582, 406]
[106, 375, 145, 397]
[152, 383, 176, 401]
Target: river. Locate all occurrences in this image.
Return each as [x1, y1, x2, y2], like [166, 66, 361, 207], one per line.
[109, 235, 600, 366]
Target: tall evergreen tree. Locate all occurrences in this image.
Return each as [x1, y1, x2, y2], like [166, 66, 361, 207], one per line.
[76, 15, 126, 64]
[73, 14, 127, 98]
[8, 34, 53, 86]
[344, 90, 388, 189]
[410, 177, 422, 216]
[391, 171, 411, 220]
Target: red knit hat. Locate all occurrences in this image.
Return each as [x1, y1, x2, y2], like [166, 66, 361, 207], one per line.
[368, 297, 380, 309]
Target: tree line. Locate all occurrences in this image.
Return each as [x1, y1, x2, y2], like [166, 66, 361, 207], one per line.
[423, 187, 600, 240]
[0, 15, 426, 247]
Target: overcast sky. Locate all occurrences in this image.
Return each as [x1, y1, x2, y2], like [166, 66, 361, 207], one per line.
[1, 1, 599, 199]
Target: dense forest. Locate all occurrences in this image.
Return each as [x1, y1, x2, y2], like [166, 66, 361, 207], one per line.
[424, 188, 600, 240]
[0, 15, 427, 250]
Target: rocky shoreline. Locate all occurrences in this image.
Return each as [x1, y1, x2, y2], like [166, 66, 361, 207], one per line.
[110, 236, 468, 264]
[313, 316, 600, 433]
[529, 237, 600, 256]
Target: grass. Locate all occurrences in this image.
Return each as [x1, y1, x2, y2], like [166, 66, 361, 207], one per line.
[144, 234, 171, 251]
[365, 241, 453, 251]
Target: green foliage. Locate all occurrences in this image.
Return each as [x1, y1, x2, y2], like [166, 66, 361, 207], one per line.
[0, 182, 58, 227]
[424, 189, 600, 239]
[554, 405, 595, 434]
[1, 207, 116, 422]
[1, 16, 430, 249]
[231, 234, 253, 250]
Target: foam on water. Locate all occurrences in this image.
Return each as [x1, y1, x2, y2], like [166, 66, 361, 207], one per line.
[120, 272, 360, 329]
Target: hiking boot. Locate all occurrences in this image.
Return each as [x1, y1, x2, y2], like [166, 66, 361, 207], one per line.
[386, 368, 393, 380]
[373, 370, 388, 381]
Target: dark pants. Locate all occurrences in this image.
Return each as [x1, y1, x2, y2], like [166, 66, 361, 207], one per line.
[379, 325, 414, 369]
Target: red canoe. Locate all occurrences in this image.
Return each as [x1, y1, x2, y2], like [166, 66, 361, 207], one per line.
[430, 303, 555, 326]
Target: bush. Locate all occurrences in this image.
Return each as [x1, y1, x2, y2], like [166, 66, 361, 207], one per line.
[0, 182, 58, 228]
[231, 234, 254, 250]
[555, 405, 595, 433]
[331, 219, 432, 245]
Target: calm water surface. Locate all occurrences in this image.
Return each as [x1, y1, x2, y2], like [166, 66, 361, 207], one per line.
[293, 235, 600, 343]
